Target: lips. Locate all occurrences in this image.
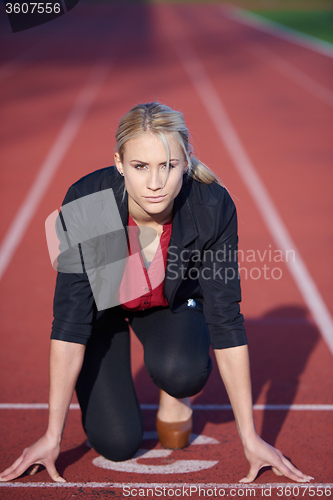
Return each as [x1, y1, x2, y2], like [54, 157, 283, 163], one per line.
[144, 195, 166, 203]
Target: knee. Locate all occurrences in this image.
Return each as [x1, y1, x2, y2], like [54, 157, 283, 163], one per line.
[147, 355, 212, 399]
[86, 424, 143, 462]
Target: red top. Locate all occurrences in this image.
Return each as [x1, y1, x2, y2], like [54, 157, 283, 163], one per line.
[120, 215, 172, 311]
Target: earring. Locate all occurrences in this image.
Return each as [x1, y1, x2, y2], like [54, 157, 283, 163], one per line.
[120, 172, 124, 176]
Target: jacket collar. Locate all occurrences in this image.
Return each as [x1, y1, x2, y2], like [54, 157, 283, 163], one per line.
[110, 170, 129, 228]
[112, 171, 198, 248]
[170, 176, 198, 248]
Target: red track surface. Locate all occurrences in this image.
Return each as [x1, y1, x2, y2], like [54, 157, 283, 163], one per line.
[0, 3, 332, 499]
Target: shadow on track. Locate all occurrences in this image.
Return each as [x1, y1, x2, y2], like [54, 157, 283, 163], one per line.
[133, 304, 319, 447]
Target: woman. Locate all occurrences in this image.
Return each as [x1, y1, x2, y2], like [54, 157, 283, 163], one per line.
[0, 102, 312, 484]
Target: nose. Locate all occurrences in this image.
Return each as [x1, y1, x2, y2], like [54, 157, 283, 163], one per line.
[147, 169, 164, 191]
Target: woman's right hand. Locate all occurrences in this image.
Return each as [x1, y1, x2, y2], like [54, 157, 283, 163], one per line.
[0, 434, 65, 483]
[0, 341, 86, 483]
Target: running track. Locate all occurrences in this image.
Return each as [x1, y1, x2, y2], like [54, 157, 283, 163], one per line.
[0, 3, 332, 499]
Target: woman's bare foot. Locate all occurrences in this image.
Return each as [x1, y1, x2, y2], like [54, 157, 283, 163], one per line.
[157, 390, 192, 423]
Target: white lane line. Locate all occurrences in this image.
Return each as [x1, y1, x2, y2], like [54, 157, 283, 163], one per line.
[0, 404, 50, 409]
[0, 482, 332, 489]
[245, 317, 315, 325]
[174, 41, 333, 357]
[1, 404, 332, 410]
[251, 44, 333, 107]
[0, 45, 48, 83]
[192, 404, 333, 411]
[0, 46, 40, 82]
[223, 6, 333, 59]
[0, 60, 110, 282]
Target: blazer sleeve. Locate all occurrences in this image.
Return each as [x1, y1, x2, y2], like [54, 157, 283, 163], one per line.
[198, 191, 247, 349]
[51, 184, 96, 345]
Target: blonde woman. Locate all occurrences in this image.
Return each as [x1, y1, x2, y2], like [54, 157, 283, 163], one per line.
[0, 103, 313, 484]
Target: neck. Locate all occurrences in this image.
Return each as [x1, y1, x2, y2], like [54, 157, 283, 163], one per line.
[128, 197, 173, 227]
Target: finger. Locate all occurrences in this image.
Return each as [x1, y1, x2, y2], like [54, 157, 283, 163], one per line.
[45, 462, 66, 483]
[239, 464, 260, 483]
[272, 466, 283, 476]
[272, 457, 312, 483]
[29, 465, 40, 476]
[0, 455, 25, 478]
[280, 455, 314, 481]
[0, 459, 35, 482]
[281, 455, 314, 478]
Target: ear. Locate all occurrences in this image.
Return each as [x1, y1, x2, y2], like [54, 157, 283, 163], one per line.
[114, 152, 124, 176]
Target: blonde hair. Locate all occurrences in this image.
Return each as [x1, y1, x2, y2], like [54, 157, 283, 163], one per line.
[115, 102, 222, 186]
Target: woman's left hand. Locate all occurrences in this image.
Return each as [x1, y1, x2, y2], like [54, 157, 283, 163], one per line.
[240, 434, 314, 483]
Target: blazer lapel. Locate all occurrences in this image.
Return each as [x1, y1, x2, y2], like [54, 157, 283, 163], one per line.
[165, 177, 199, 305]
[110, 172, 129, 228]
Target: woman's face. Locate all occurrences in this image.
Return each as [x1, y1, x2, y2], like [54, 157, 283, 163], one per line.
[114, 132, 187, 222]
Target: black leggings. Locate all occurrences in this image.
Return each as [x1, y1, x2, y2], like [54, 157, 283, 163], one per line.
[76, 306, 212, 461]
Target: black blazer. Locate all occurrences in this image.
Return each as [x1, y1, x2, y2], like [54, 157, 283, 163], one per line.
[51, 167, 247, 349]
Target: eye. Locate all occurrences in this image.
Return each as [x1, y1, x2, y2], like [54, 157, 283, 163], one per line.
[161, 163, 176, 169]
[134, 164, 147, 170]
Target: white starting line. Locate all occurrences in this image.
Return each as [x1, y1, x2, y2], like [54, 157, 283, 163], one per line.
[0, 403, 332, 410]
